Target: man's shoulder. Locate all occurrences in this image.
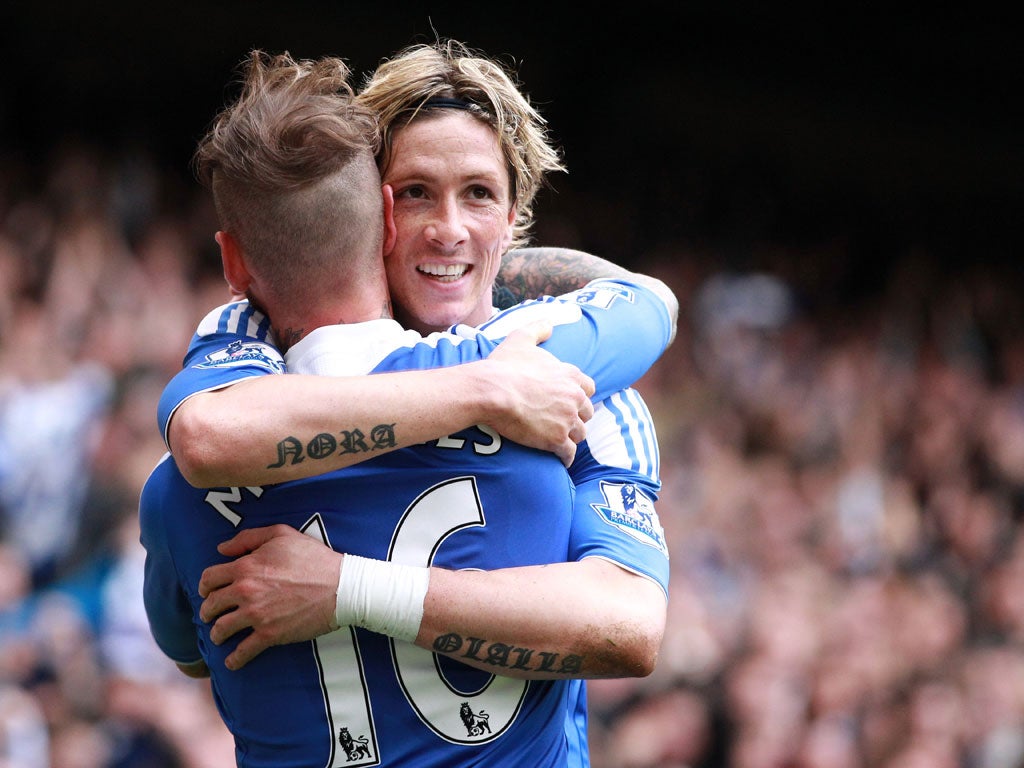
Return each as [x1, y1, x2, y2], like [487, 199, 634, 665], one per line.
[194, 300, 273, 341]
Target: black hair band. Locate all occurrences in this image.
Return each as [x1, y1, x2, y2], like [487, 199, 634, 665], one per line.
[421, 96, 472, 111]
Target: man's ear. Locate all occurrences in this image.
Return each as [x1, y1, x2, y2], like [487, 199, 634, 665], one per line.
[217, 231, 250, 298]
[382, 184, 397, 256]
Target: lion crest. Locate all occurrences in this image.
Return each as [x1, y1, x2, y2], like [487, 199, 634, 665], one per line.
[459, 702, 492, 737]
[337, 726, 372, 761]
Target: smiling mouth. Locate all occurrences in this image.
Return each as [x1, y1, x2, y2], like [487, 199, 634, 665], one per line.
[417, 263, 469, 282]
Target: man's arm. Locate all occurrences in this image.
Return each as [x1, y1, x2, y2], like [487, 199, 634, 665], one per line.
[197, 525, 664, 679]
[172, 250, 673, 489]
[420, 559, 664, 679]
[141, 473, 217, 680]
[195, 392, 672, 681]
[172, 323, 594, 487]
[497, 247, 679, 345]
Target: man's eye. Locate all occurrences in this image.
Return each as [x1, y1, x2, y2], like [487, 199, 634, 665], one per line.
[399, 185, 425, 199]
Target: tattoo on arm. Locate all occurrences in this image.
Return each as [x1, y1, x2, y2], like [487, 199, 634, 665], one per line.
[432, 632, 585, 676]
[266, 424, 398, 469]
[495, 248, 630, 308]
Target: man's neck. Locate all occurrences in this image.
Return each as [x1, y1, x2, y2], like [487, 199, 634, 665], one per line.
[270, 299, 394, 354]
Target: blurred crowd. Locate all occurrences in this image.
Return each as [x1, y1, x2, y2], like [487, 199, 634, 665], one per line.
[3, 140, 1024, 768]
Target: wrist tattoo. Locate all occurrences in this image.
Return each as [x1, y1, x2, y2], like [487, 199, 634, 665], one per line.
[432, 632, 584, 676]
[266, 424, 397, 469]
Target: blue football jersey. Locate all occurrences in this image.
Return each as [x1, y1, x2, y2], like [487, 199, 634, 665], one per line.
[157, 279, 671, 594]
[143, 278, 672, 766]
[143, 438, 580, 766]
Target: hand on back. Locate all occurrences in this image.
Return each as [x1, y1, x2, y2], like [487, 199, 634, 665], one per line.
[482, 321, 595, 466]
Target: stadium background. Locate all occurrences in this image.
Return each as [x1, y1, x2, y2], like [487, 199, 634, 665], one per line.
[1, 5, 1023, 767]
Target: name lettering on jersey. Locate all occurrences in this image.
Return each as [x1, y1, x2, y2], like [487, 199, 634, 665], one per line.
[570, 281, 636, 310]
[267, 425, 397, 469]
[434, 425, 501, 455]
[591, 480, 669, 556]
[433, 633, 583, 676]
[196, 340, 285, 373]
[204, 486, 264, 526]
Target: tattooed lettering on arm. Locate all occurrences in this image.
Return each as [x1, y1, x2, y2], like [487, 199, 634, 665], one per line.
[432, 632, 584, 676]
[266, 424, 397, 469]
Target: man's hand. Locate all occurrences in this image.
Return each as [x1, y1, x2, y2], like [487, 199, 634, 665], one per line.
[482, 321, 595, 466]
[198, 525, 342, 670]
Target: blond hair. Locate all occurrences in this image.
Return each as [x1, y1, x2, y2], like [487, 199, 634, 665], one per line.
[358, 39, 565, 249]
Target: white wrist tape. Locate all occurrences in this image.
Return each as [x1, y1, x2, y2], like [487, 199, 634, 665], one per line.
[334, 554, 430, 643]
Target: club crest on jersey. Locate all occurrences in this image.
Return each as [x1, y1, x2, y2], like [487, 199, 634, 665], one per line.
[196, 340, 285, 373]
[591, 481, 668, 556]
[570, 281, 636, 310]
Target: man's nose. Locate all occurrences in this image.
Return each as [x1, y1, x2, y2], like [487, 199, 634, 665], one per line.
[424, 198, 468, 248]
